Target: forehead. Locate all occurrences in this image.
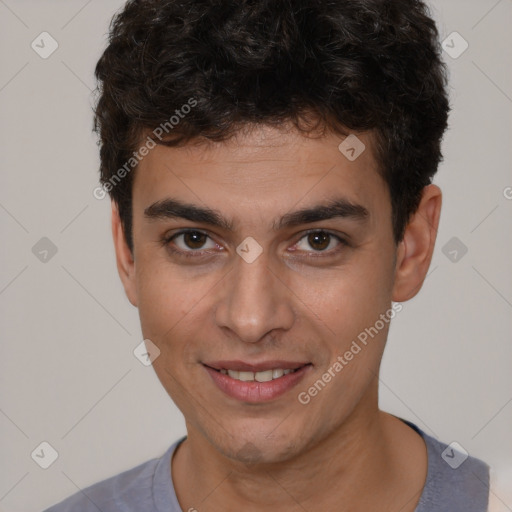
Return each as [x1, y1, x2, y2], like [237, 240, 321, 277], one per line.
[132, 124, 389, 225]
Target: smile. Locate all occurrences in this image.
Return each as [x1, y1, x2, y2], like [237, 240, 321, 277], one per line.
[218, 367, 301, 382]
[203, 362, 312, 402]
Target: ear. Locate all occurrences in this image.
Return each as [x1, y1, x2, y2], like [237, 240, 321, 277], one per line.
[111, 201, 138, 307]
[392, 184, 442, 302]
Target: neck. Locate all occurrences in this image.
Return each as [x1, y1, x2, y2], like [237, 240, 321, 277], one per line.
[171, 384, 424, 511]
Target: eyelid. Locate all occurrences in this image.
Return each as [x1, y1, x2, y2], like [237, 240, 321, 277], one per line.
[163, 227, 348, 258]
[163, 228, 221, 253]
[289, 228, 348, 254]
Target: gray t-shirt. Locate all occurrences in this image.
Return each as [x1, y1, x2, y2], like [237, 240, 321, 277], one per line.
[43, 419, 490, 511]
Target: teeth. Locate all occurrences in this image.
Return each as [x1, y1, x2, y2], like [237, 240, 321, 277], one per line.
[272, 369, 284, 379]
[227, 370, 239, 379]
[255, 370, 273, 382]
[222, 368, 299, 382]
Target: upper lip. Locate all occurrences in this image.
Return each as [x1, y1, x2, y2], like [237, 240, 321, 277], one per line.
[204, 360, 311, 372]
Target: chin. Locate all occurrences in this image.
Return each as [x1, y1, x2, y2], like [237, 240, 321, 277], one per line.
[210, 425, 306, 465]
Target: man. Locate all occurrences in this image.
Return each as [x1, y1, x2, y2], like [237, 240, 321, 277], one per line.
[45, 0, 492, 510]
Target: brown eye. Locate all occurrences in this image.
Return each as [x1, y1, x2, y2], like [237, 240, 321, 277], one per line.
[292, 230, 346, 255]
[182, 231, 208, 249]
[307, 231, 331, 251]
[167, 230, 218, 254]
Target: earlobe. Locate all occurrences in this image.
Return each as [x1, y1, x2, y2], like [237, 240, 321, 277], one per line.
[111, 201, 138, 307]
[392, 185, 442, 302]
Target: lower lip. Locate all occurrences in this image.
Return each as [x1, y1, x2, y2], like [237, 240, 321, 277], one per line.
[204, 365, 311, 403]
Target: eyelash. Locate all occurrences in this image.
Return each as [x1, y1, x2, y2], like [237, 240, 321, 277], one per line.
[161, 228, 348, 259]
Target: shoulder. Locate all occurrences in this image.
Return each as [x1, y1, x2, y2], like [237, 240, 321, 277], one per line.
[408, 421, 491, 512]
[42, 442, 180, 512]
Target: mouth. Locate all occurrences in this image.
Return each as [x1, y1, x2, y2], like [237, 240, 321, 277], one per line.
[202, 361, 312, 402]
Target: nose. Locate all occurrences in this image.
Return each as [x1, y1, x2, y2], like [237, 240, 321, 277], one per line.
[214, 248, 295, 343]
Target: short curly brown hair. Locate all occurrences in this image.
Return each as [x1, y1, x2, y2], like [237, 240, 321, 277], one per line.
[94, 0, 450, 251]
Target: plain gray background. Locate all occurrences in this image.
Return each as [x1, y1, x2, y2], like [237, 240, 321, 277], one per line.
[1, 1, 511, 510]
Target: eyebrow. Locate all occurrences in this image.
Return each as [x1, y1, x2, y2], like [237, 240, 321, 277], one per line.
[144, 197, 369, 231]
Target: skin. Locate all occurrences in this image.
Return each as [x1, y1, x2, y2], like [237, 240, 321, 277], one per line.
[112, 123, 442, 511]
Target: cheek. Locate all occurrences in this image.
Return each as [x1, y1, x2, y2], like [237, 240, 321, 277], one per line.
[134, 256, 202, 346]
[292, 257, 393, 338]
[295, 268, 393, 425]
[134, 254, 225, 378]
[134, 265, 208, 402]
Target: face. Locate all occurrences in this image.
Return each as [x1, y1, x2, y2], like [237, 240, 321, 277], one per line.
[113, 124, 437, 464]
